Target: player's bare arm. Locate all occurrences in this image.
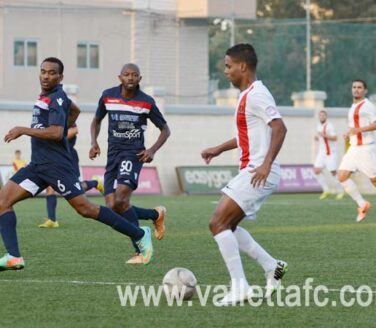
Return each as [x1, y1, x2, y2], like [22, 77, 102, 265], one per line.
[318, 132, 337, 141]
[89, 117, 102, 159]
[137, 123, 171, 163]
[67, 102, 80, 128]
[4, 125, 64, 143]
[67, 126, 78, 140]
[326, 134, 337, 141]
[343, 131, 350, 140]
[201, 138, 237, 164]
[250, 118, 287, 187]
[348, 121, 376, 136]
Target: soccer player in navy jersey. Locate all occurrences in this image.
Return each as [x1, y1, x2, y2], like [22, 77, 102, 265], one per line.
[39, 119, 103, 228]
[0, 57, 153, 270]
[90, 63, 170, 264]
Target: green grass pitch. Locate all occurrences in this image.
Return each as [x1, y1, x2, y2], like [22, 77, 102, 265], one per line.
[0, 194, 375, 327]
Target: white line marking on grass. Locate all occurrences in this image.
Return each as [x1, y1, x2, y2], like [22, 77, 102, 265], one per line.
[0, 279, 137, 286]
[265, 201, 350, 206]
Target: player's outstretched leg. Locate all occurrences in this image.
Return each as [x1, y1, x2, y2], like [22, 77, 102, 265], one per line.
[233, 226, 288, 298]
[123, 207, 143, 264]
[0, 210, 25, 271]
[333, 178, 345, 200]
[340, 178, 371, 222]
[82, 177, 103, 193]
[0, 181, 30, 271]
[39, 195, 59, 228]
[264, 260, 288, 298]
[91, 175, 104, 194]
[133, 206, 167, 240]
[68, 195, 153, 264]
[209, 196, 252, 306]
[39, 186, 59, 228]
[316, 174, 331, 200]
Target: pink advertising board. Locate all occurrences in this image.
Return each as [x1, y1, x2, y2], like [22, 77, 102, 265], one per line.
[81, 166, 161, 195]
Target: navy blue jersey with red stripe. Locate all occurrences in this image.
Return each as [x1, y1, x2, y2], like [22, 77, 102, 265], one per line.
[31, 84, 72, 164]
[95, 85, 167, 152]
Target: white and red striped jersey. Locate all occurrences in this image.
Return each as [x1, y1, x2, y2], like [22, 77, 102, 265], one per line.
[317, 121, 337, 155]
[235, 80, 282, 169]
[348, 98, 376, 146]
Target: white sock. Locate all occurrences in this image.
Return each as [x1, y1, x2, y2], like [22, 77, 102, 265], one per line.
[332, 176, 344, 193]
[340, 179, 365, 207]
[233, 226, 277, 273]
[315, 172, 329, 192]
[214, 230, 248, 288]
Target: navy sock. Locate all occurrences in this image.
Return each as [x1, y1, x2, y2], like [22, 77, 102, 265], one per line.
[46, 195, 57, 221]
[0, 211, 21, 257]
[97, 206, 143, 241]
[133, 206, 158, 221]
[122, 207, 141, 254]
[84, 180, 98, 191]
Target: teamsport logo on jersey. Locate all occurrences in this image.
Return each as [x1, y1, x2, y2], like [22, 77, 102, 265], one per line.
[57, 98, 64, 106]
[74, 182, 82, 190]
[112, 129, 141, 139]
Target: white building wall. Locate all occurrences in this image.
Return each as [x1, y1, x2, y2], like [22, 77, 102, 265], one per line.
[176, 22, 209, 104]
[133, 0, 176, 12]
[132, 12, 178, 95]
[0, 0, 209, 105]
[1, 4, 132, 102]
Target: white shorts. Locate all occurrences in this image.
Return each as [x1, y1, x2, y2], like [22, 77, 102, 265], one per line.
[314, 151, 338, 172]
[339, 144, 376, 178]
[221, 164, 280, 220]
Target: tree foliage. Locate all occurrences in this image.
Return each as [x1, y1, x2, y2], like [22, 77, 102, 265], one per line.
[209, 1, 376, 106]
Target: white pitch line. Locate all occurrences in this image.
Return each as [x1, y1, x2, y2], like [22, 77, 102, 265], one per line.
[211, 200, 351, 206]
[0, 279, 137, 286]
[265, 201, 350, 206]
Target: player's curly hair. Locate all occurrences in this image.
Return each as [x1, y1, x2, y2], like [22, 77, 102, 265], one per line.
[226, 43, 257, 70]
[42, 57, 64, 74]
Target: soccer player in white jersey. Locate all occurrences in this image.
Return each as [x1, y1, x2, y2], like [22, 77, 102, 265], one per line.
[201, 43, 288, 305]
[314, 110, 344, 200]
[338, 79, 376, 222]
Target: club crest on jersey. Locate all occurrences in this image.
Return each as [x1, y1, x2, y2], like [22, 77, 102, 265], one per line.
[57, 98, 64, 106]
[238, 104, 245, 113]
[266, 106, 278, 117]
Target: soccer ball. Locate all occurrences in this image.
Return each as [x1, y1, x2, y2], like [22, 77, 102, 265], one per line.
[162, 267, 197, 300]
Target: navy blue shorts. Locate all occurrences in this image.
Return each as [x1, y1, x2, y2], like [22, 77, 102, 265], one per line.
[11, 162, 85, 200]
[104, 151, 143, 195]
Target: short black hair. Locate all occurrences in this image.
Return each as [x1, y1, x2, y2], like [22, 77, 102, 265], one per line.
[226, 43, 257, 70]
[42, 57, 64, 74]
[120, 63, 140, 75]
[353, 79, 367, 89]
